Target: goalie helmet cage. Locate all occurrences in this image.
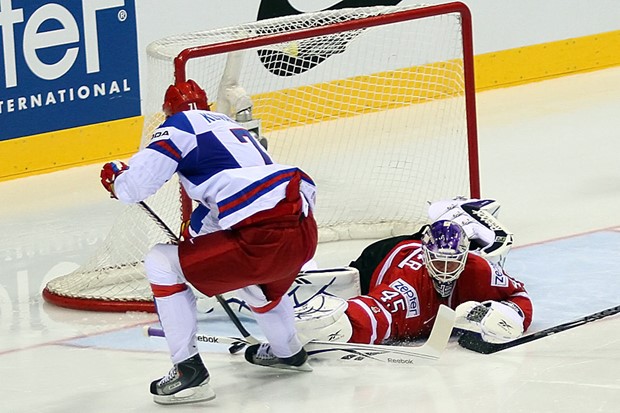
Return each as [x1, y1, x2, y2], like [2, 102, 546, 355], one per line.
[42, 2, 480, 312]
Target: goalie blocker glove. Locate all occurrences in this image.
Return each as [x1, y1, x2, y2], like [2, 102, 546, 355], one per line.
[454, 300, 525, 343]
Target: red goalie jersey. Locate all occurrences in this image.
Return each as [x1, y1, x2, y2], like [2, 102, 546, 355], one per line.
[346, 236, 533, 344]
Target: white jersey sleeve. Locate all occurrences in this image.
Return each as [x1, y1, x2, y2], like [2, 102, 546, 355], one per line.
[114, 110, 316, 234]
[113, 148, 178, 204]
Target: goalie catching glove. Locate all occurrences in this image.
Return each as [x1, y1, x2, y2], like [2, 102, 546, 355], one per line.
[100, 161, 129, 199]
[455, 300, 525, 343]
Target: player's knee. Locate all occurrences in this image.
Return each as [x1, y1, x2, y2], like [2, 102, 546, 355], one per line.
[237, 285, 274, 310]
[144, 243, 182, 285]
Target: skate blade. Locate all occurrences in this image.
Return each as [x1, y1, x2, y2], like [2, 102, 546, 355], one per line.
[261, 361, 313, 372]
[153, 381, 216, 405]
[290, 361, 313, 372]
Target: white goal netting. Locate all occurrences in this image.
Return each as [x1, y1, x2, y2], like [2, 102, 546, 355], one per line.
[43, 3, 479, 311]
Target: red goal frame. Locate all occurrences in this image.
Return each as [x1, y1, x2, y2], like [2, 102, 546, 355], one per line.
[42, 1, 480, 313]
[173, 2, 480, 199]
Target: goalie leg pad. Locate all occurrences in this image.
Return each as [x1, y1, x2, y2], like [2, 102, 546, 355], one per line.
[290, 266, 361, 303]
[195, 267, 361, 314]
[294, 294, 353, 344]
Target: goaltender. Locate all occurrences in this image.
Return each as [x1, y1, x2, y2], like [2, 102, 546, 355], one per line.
[295, 197, 533, 346]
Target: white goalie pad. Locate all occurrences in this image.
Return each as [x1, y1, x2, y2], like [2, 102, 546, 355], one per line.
[294, 294, 353, 344]
[289, 266, 361, 304]
[195, 266, 361, 315]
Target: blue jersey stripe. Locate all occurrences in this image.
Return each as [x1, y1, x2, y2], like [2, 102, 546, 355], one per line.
[147, 140, 183, 162]
[217, 168, 297, 219]
[189, 204, 210, 234]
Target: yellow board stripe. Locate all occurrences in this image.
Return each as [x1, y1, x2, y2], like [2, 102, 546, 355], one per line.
[475, 30, 620, 90]
[251, 60, 464, 131]
[1, 30, 619, 182]
[0, 117, 142, 182]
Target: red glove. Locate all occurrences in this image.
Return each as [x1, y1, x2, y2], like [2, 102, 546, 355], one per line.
[100, 161, 128, 198]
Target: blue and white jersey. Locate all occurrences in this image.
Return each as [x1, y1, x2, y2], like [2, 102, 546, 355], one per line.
[114, 110, 316, 234]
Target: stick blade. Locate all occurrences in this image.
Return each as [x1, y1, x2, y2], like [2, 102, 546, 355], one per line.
[304, 304, 456, 365]
[416, 304, 456, 359]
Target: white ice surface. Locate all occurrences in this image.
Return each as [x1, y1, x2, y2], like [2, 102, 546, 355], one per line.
[2, 67, 620, 412]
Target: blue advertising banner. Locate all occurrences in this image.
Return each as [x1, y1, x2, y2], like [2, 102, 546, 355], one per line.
[0, 0, 140, 141]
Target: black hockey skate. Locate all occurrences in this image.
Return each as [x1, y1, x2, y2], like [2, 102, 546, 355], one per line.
[150, 353, 215, 405]
[244, 343, 312, 372]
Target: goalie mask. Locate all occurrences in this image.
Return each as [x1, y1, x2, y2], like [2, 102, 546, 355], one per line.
[162, 79, 210, 117]
[422, 220, 470, 298]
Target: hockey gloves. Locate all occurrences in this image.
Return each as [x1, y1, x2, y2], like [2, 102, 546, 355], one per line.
[100, 161, 128, 199]
[428, 197, 514, 267]
[455, 300, 524, 343]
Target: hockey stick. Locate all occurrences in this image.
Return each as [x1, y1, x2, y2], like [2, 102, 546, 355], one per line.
[145, 304, 456, 365]
[305, 304, 455, 363]
[458, 304, 620, 354]
[137, 201, 260, 351]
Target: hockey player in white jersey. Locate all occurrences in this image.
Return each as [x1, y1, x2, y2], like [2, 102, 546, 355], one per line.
[100, 80, 318, 405]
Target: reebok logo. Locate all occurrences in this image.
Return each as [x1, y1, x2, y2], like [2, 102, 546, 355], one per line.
[328, 329, 345, 341]
[388, 358, 414, 364]
[256, 0, 403, 77]
[498, 320, 513, 331]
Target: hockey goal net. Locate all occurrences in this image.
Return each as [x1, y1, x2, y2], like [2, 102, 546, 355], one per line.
[43, 2, 479, 312]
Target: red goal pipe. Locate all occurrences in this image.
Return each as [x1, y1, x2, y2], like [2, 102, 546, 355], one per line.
[42, 289, 156, 313]
[173, 1, 480, 198]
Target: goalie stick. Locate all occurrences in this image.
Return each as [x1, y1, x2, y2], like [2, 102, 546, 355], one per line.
[137, 201, 260, 352]
[145, 304, 456, 365]
[458, 304, 620, 354]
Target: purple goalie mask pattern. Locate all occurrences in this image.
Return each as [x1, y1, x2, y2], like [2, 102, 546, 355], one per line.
[422, 220, 470, 297]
